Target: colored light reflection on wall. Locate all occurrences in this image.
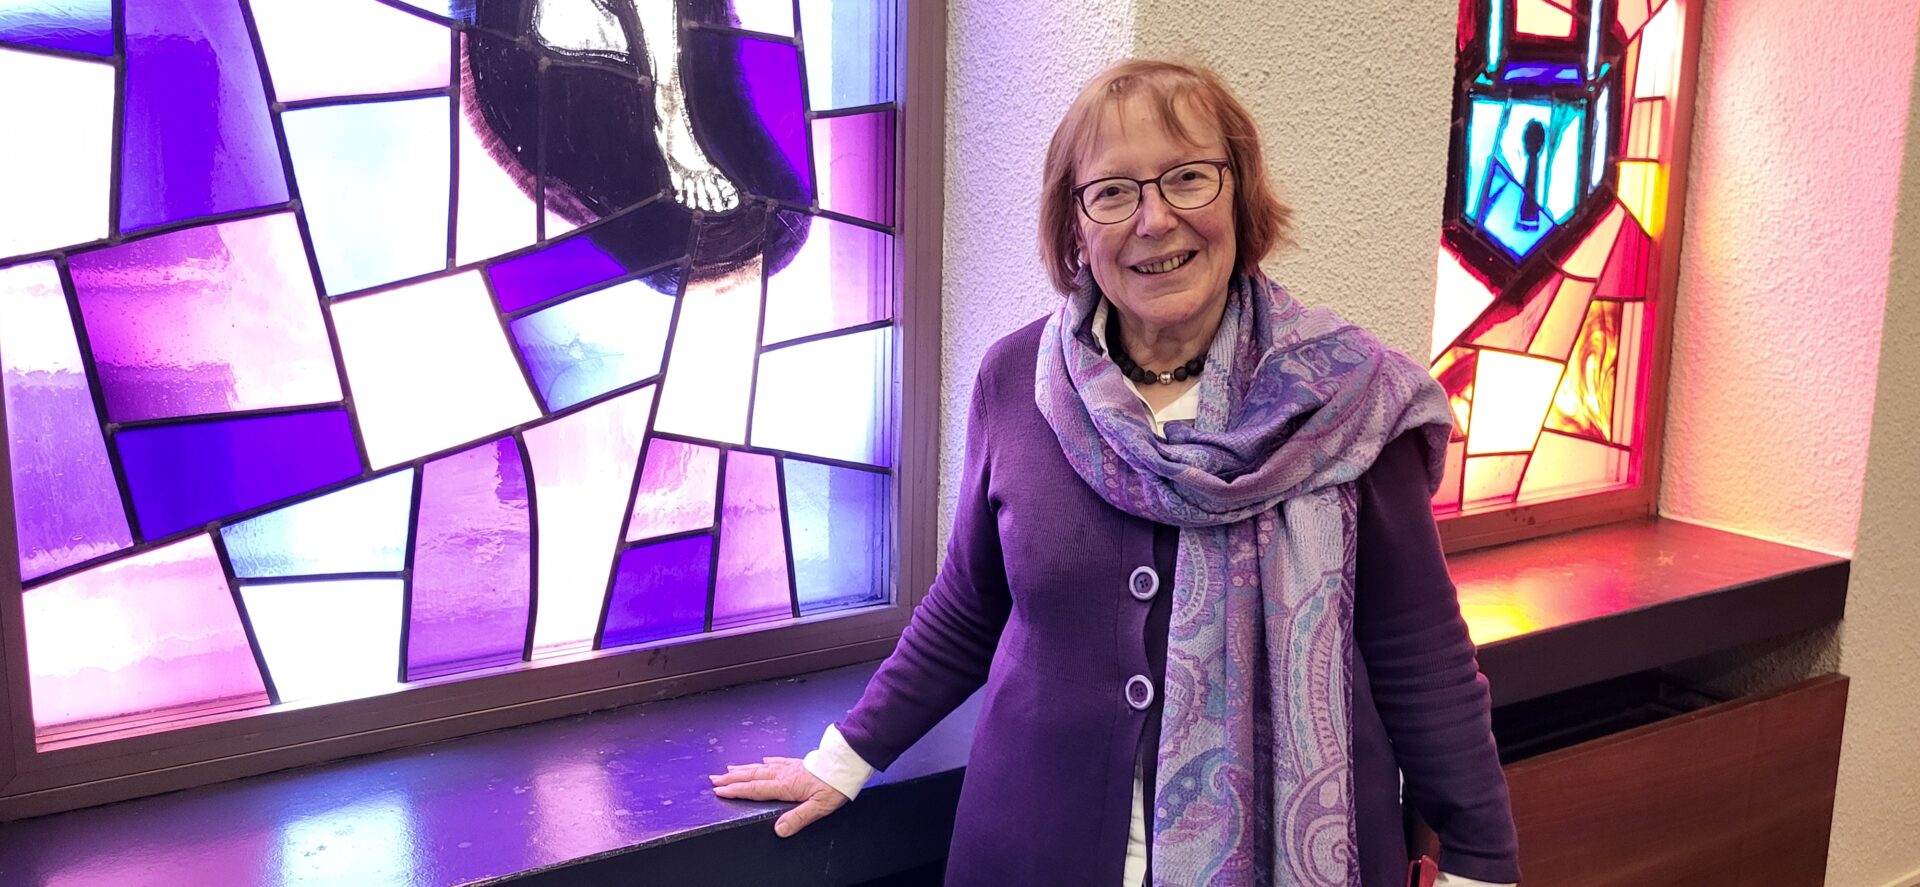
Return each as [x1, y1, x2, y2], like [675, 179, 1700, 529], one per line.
[0, 0, 902, 749]
[1429, 0, 1688, 513]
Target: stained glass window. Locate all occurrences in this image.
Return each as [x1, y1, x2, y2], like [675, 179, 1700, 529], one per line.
[0, 0, 901, 750]
[1430, 0, 1687, 514]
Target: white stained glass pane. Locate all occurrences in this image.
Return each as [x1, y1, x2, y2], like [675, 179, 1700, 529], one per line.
[731, 0, 795, 36]
[0, 47, 112, 260]
[242, 579, 405, 705]
[511, 279, 674, 412]
[751, 326, 891, 466]
[222, 470, 416, 579]
[652, 257, 762, 444]
[283, 97, 450, 296]
[526, 385, 654, 657]
[332, 271, 542, 469]
[798, 0, 895, 110]
[250, 0, 450, 103]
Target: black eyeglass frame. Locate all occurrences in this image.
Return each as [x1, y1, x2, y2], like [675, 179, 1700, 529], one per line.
[1070, 159, 1234, 225]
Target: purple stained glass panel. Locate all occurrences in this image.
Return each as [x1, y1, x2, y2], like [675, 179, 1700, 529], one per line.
[69, 213, 342, 423]
[626, 438, 721, 542]
[783, 459, 888, 615]
[487, 234, 631, 315]
[23, 534, 269, 734]
[812, 110, 895, 226]
[762, 210, 892, 344]
[598, 535, 713, 649]
[734, 36, 812, 199]
[711, 451, 792, 630]
[116, 408, 362, 539]
[407, 438, 532, 681]
[0, 260, 132, 581]
[121, 0, 288, 232]
[0, 1, 112, 56]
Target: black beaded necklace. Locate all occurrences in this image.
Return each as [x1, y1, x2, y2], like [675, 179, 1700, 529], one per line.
[1105, 308, 1207, 385]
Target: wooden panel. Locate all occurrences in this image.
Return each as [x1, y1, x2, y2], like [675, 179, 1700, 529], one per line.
[1502, 674, 1847, 886]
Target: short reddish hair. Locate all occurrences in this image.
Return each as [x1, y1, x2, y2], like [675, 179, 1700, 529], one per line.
[1038, 59, 1293, 294]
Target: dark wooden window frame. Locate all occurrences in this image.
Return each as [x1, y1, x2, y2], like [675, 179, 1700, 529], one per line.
[0, 1, 947, 821]
[1438, 0, 1706, 554]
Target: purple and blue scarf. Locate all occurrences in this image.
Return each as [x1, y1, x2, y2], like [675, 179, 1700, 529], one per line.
[1036, 270, 1453, 886]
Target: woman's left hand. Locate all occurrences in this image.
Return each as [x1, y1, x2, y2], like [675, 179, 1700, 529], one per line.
[708, 755, 850, 837]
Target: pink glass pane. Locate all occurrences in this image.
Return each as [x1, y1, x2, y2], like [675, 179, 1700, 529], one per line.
[1462, 454, 1529, 506]
[23, 535, 269, 735]
[69, 213, 341, 422]
[626, 439, 721, 542]
[0, 260, 132, 581]
[1528, 277, 1597, 360]
[711, 451, 793, 630]
[1434, 439, 1467, 510]
[407, 438, 532, 680]
[762, 210, 892, 345]
[525, 386, 655, 657]
[811, 110, 895, 226]
[1464, 273, 1557, 352]
[1519, 431, 1630, 501]
[599, 535, 712, 649]
[1430, 246, 1497, 360]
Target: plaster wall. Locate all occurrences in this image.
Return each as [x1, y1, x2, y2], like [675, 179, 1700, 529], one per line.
[1658, 0, 1918, 556]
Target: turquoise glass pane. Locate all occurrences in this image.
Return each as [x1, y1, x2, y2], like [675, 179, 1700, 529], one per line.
[221, 470, 416, 579]
[783, 459, 887, 615]
[798, 0, 895, 109]
[283, 97, 451, 296]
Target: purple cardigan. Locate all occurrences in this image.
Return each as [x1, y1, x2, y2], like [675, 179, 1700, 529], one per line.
[839, 319, 1520, 886]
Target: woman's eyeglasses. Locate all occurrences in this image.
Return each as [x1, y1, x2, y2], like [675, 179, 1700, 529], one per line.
[1071, 159, 1232, 225]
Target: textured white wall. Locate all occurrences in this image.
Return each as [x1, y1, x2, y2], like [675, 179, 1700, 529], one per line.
[1658, 0, 1919, 555]
[938, 0, 1134, 534]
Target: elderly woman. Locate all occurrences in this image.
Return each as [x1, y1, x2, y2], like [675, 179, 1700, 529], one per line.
[711, 59, 1521, 887]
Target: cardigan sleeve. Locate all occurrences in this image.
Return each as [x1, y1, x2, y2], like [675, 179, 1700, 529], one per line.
[1355, 432, 1522, 884]
[835, 372, 1013, 771]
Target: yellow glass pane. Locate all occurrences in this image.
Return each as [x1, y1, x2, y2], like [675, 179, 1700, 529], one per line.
[1467, 350, 1564, 455]
[1431, 246, 1497, 360]
[1616, 160, 1668, 238]
[1559, 203, 1627, 279]
[1545, 300, 1621, 440]
[1515, 0, 1575, 37]
[1627, 98, 1667, 160]
[1463, 454, 1529, 506]
[1519, 429, 1630, 501]
[1530, 276, 1597, 360]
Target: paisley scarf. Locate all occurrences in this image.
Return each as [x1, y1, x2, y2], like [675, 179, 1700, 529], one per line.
[1035, 270, 1452, 885]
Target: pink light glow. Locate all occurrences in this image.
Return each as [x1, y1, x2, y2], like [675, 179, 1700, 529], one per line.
[24, 535, 268, 734]
[626, 438, 720, 542]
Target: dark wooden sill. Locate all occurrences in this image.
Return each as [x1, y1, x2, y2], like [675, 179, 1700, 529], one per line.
[0, 517, 1849, 886]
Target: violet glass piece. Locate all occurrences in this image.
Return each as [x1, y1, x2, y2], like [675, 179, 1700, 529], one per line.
[487, 230, 645, 315]
[116, 408, 363, 539]
[798, 0, 896, 110]
[221, 470, 414, 579]
[0, 1, 112, 56]
[509, 280, 674, 412]
[282, 97, 451, 296]
[23, 535, 269, 735]
[598, 535, 712, 649]
[762, 210, 892, 345]
[407, 438, 532, 681]
[121, 0, 288, 232]
[626, 438, 721, 542]
[752, 325, 892, 466]
[242, 578, 404, 705]
[735, 37, 812, 198]
[0, 260, 132, 581]
[711, 451, 793, 629]
[812, 110, 895, 226]
[783, 459, 888, 614]
[525, 386, 655, 657]
[68, 213, 342, 423]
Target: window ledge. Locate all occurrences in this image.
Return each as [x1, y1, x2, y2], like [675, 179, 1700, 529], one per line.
[0, 517, 1848, 885]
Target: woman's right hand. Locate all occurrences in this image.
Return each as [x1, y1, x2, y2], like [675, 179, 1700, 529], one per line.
[708, 756, 850, 837]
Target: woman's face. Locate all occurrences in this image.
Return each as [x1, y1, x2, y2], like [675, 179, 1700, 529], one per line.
[1074, 98, 1238, 339]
